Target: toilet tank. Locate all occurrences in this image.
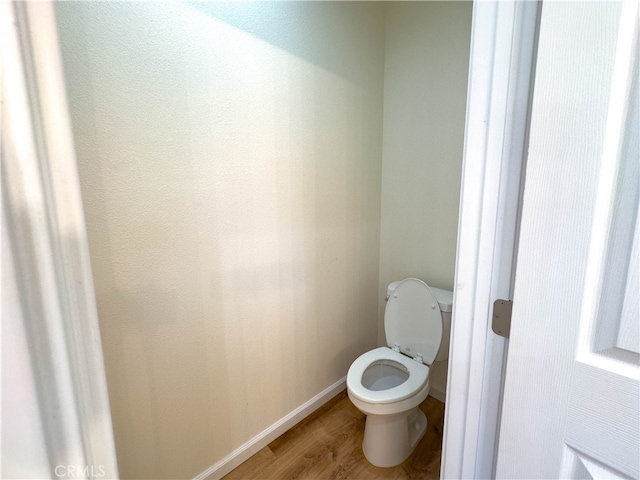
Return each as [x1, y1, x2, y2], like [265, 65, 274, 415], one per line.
[430, 287, 452, 362]
[386, 281, 453, 362]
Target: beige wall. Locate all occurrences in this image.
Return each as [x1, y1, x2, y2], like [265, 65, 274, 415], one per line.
[56, 1, 471, 478]
[55, 2, 384, 478]
[378, 2, 472, 393]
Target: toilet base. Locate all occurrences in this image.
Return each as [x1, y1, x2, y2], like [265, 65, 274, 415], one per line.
[362, 407, 427, 468]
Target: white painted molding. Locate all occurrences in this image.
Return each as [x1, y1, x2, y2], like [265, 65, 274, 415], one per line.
[576, 0, 640, 376]
[194, 377, 347, 480]
[441, 1, 540, 479]
[2, 2, 118, 478]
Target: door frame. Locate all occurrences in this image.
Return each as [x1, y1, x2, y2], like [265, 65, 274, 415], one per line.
[442, 1, 541, 478]
[2, 2, 119, 477]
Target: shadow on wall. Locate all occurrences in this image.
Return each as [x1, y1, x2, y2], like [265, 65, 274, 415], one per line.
[185, 1, 383, 87]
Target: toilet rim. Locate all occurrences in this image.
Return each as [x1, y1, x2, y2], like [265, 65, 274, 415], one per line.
[347, 347, 429, 405]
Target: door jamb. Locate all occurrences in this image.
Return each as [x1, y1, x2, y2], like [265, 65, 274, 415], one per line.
[441, 1, 541, 478]
[2, 2, 119, 476]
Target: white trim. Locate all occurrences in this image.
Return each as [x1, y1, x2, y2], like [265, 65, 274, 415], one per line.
[2, 2, 118, 477]
[194, 377, 347, 480]
[441, 1, 540, 479]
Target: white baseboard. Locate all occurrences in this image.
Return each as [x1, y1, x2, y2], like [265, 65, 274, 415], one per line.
[429, 384, 446, 403]
[194, 376, 347, 480]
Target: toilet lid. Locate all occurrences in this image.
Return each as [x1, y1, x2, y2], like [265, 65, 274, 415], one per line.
[385, 278, 443, 365]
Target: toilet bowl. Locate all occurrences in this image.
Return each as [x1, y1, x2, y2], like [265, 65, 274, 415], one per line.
[347, 346, 430, 467]
[346, 278, 452, 468]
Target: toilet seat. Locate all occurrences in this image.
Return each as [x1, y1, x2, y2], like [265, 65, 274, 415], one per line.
[385, 278, 443, 365]
[347, 347, 429, 405]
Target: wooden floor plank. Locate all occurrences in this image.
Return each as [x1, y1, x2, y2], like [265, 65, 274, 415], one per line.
[221, 447, 277, 480]
[223, 391, 444, 480]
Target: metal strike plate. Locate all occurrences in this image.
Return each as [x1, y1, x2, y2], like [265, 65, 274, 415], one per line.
[492, 299, 512, 338]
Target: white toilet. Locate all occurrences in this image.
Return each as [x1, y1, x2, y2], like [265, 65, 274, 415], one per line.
[346, 278, 453, 468]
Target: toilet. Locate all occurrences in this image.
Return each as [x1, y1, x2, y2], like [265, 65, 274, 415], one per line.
[346, 278, 453, 468]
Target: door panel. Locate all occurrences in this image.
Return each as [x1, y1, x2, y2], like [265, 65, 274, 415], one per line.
[496, 1, 639, 478]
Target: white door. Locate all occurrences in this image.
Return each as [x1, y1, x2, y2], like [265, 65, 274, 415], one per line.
[496, 1, 639, 478]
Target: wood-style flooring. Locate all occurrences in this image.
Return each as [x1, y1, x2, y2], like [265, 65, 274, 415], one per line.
[223, 391, 445, 480]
